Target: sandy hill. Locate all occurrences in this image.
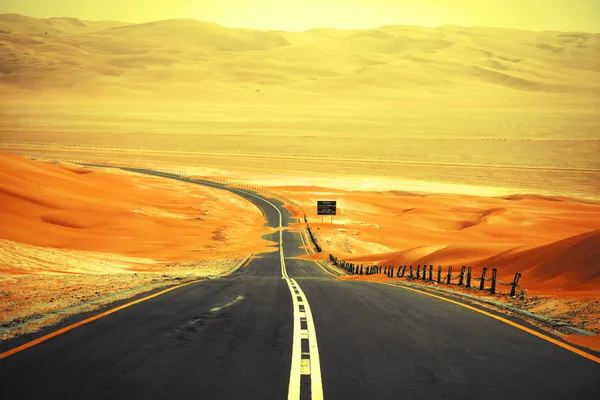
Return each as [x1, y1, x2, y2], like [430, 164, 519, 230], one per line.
[0, 152, 271, 267]
[378, 230, 600, 291]
[1, 13, 599, 101]
[0, 13, 129, 35]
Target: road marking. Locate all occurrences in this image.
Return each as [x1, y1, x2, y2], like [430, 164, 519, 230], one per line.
[210, 295, 245, 312]
[381, 282, 600, 365]
[300, 358, 311, 374]
[243, 254, 255, 267]
[6, 168, 325, 394]
[295, 227, 338, 278]
[294, 280, 324, 398]
[232, 188, 324, 400]
[298, 228, 314, 254]
[0, 279, 202, 360]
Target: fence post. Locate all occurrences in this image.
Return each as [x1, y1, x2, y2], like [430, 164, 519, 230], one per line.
[458, 266, 466, 286]
[510, 272, 521, 297]
[479, 267, 488, 290]
[437, 266, 442, 283]
[401, 265, 406, 277]
[446, 266, 452, 284]
[410, 265, 414, 279]
[466, 267, 472, 288]
[360, 265, 364, 275]
[416, 265, 421, 279]
[491, 268, 497, 294]
[429, 265, 433, 281]
[390, 266, 394, 278]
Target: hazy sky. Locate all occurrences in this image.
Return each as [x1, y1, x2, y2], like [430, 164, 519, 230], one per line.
[2, 0, 599, 32]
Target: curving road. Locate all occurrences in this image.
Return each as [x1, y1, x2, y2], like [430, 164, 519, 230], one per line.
[0, 168, 599, 399]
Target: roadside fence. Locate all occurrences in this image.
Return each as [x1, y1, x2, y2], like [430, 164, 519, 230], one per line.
[328, 255, 527, 298]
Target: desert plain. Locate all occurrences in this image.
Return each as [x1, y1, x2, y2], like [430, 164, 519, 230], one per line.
[1, 14, 599, 350]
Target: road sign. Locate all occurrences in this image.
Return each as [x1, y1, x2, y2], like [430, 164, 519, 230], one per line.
[317, 201, 336, 215]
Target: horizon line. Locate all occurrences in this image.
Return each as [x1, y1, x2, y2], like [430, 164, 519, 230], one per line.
[1, 12, 598, 34]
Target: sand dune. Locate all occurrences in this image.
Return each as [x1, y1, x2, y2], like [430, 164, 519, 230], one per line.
[0, 13, 130, 35]
[0, 152, 272, 274]
[274, 184, 600, 294]
[0, 153, 278, 338]
[477, 229, 600, 290]
[1, 13, 599, 101]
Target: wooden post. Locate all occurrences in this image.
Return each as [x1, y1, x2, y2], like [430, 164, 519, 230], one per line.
[401, 265, 406, 277]
[416, 265, 421, 279]
[479, 267, 488, 290]
[510, 272, 522, 297]
[458, 266, 466, 286]
[437, 266, 442, 283]
[466, 267, 472, 288]
[410, 265, 414, 279]
[390, 266, 394, 278]
[429, 265, 433, 281]
[491, 268, 498, 294]
[446, 266, 452, 284]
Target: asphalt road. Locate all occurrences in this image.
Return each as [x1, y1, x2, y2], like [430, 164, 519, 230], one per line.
[1, 168, 599, 399]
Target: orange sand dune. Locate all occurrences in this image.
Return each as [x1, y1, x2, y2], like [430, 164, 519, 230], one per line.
[272, 181, 600, 344]
[273, 184, 600, 295]
[0, 152, 272, 275]
[476, 230, 600, 291]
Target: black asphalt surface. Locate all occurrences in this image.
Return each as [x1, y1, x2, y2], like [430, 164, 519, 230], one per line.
[1, 168, 599, 399]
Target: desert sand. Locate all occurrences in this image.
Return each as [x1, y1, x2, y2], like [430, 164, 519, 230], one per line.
[1, 15, 599, 349]
[0, 153, 273, 339]
[270, 179, 600, 292]
[2, 14, 600, 200]
[271, 182, 600, 347]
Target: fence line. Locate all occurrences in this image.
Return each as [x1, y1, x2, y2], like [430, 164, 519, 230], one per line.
[328, 255, 527, 298]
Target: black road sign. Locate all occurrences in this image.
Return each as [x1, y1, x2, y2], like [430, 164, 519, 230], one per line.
[317, 200, 336, 215]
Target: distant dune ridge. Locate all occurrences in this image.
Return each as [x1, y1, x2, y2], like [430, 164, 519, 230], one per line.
[1, 13, 599, 99]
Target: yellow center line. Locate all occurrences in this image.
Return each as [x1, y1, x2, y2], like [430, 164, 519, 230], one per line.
[379, 282, 600, 364]
[0, 279, 202, 360]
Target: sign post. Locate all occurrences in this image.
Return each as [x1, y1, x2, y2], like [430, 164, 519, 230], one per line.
[317, 200, 336, 224]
